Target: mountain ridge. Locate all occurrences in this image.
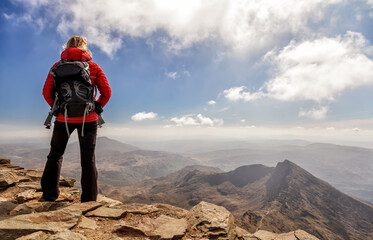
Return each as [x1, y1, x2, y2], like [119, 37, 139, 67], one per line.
[104, 160, 373, 240]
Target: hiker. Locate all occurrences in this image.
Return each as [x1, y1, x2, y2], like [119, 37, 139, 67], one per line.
[41, 36, 111, 202]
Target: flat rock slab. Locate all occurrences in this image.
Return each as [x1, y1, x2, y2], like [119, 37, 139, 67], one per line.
[114, 214, 187, 240]
[48, 230, 87, 240]
[275, 232, 297, 240]
[0, 199, 18, 215]
[97, 194, 123, 207]
[294, 230, 320, 240]
[250, 230, 278, 240]
[22, 169, 44, 181]
[16, 189, 41, 203]
[0, 169, 18, 187]
[0, 208, 82, 239]
[185, 201, 236, 240]
[122, 203, 160, 215]
[86, 206, 127, 219]
[65, 201, 102, 214]
[77, 215, 98, 230]
[10, 202, 68, 216]
[16, 231, 49, 240]
[18, 182, 42, 191]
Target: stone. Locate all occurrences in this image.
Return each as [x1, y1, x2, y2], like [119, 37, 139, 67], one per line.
[252, 230, 278, 240]
[0, 208, 82, 239]
[114, 215, 187, 240]
[16, 231, 49, 240]
[294, 230, 320, 240]
[0, 158, 11, 164]
[59, 177, 76, 187]
[23, 169, 44, 181]
[97, 194, 123, 207]
[0, 198, 18, 215]
[275, 232, 297, 240]
[77, 216, 98, 230]
[236, 226, 250, 237]
[18, 182, 42, 191]
[9, 202, 68, 216]
[185, 201, 236, 240]
[151, 215, 187, 239]
[0, 169, 18, 187]
[16, 189, 41, 203]
[65, 201, 102, 214]
[86, 206, 127, 219]
[47, 230, 87, 240]
[122, 203, 160, 215]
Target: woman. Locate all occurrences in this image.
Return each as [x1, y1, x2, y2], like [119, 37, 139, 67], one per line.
[41, 36, 111, 202]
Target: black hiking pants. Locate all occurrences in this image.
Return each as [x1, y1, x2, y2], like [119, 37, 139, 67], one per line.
[41, 121, 98, 202]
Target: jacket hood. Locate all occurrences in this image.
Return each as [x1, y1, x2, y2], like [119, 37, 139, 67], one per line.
[61, 47, 92, 61]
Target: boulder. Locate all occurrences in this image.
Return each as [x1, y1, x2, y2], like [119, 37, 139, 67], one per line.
[185, 201, 236, 240]
[0, 208, 82, 239]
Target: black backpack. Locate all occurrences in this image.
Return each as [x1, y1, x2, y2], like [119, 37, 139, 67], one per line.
[51, 60, 96, 137]
[52, 60, 95, 118]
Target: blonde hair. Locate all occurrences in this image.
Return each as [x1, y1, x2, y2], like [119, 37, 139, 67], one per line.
[64, 36, 92, 56]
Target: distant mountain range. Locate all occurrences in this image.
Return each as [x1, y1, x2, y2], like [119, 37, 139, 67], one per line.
[1, 137, 198, 185]
[102, 160, 373, 240]
[1, 137, 373, 203]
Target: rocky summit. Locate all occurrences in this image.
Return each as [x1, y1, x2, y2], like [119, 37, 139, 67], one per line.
[0, 158, 319, 240]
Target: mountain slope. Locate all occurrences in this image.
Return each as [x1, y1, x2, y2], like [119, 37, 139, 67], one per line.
[107, 160, 373, 240]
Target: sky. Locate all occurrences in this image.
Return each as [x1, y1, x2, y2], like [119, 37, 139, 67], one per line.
[2, 0, 373, 145]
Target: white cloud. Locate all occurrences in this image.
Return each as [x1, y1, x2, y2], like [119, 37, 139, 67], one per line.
[131, 112, 158, 121]
[298, 106, 328, 120]
[225, 32, 373, 103]
[170, 114, 223, 127]
[223, 32, 373, 119]
[11, 0, 344, 56]
[165, 71, 178, 80]
[208, 100, 216, 105]
[224, 86, 264, 102]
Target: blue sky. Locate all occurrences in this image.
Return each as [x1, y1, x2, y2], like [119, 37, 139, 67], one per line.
[2, 0, 373, 143]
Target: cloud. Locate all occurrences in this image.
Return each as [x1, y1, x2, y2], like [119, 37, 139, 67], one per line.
[11, 0, 344, 56]
[131, 112, 158, 121]
[224, 86, 264, 102]
[298, 106, 328, 120]
[208, 100, 216, 105]
[225, 32, 373, 103]
[165, 71, 178, 80]
[170, 114, 223, 127]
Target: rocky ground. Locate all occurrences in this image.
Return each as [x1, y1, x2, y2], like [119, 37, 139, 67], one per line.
[0, 158, 319, 240]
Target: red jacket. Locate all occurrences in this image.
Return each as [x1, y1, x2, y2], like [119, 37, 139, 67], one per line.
[43, 48, 111, 123]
